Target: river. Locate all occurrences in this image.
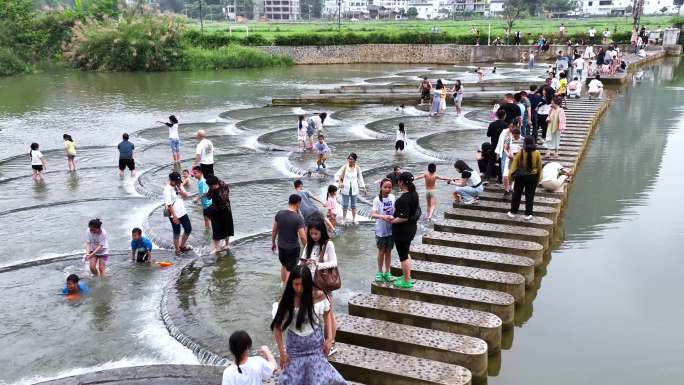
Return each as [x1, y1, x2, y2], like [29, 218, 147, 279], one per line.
[0, 59, 682, 385]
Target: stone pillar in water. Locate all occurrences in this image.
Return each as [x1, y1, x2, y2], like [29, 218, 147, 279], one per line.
[662, 28, 682, 55]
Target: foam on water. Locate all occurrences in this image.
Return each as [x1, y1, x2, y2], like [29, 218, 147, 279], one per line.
[272, 156, 302, 178]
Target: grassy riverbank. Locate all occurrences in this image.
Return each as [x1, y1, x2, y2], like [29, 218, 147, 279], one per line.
[192, 15, 672, 40]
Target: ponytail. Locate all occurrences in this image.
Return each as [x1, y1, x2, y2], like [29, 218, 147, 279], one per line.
[229, 330, 252, 375]
[523, 135, 536, 171]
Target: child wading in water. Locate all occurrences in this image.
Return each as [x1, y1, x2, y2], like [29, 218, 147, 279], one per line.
[371, 178, 395, 283]
[62, 274, 88, 296]
[313, 134, 331, 171]
[63, 134, 76, 171]
[30, 142, 46, 182]
[395, 123, 407, 152]
[222, 330, 276, 385]
[84, 218, 109, 278]
[325, 185, 338, 229]
[415, 163, 451, 220]
[297, 115, 307, 152]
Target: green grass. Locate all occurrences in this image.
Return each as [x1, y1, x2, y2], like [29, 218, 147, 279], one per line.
[189, 16, 672, 41]
[179, 45, 293, 70]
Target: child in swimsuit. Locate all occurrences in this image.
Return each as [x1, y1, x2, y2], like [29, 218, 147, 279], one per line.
[62, 274, 88, 296]
[414, 163, 451, 221]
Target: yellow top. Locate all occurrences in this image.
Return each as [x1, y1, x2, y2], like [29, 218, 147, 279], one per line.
[508, 149, 543, 182]
[64, 140, 76, 156]
[558, 78, 568, 95]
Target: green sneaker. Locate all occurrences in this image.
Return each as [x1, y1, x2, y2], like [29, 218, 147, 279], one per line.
[393, 278, 414, 289]
[393, 275, 415, 284]
[383, 272, 395, 283]
[374, 272, 385, 283]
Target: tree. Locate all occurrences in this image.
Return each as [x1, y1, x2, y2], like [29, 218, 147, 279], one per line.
[625, 4, 633, 13]
[502, 0, 526, 36]
[660, 6, 669, 14]
[544, 0, 576, 14]
[407, 7, 417, 18]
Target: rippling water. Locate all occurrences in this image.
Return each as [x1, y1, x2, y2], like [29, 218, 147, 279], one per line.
[1, 59, 683, 385]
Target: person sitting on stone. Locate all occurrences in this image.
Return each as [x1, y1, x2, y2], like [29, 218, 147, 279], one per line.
[540, 161, 573, 193]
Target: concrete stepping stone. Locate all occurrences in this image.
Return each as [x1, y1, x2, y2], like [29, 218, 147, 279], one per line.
[371, 278, 514, 326]
[335, 314, 488, 382]
[484, 183, 565, 199]
[393, 258, 525, 304]
[410, 244, 535, 282]
[452, 199, 559, 220]
[433, 218, 550, 248]
[265, 378, 362, 385]
[348, 293, 502, 353]
[329, 342, 472, 385]
[422, 229, 544, 260]
[445, 207, 554, 232]
[477, 191, 562, 208]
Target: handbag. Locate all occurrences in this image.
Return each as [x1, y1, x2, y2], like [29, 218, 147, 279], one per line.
[313, 244, 341, 292]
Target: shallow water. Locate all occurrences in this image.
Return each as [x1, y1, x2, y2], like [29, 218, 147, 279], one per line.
[1, 58, 682, 385]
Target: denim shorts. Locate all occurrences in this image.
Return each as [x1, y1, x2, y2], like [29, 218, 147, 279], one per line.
[169, 214, 192, 240]
[341, 194, 357, 210]
[169, 138, 181, 153]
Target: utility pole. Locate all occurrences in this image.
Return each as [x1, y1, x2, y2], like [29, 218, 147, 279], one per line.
[338, 0, 342, 32]
[199, 0, 204, 33]
[632, 0, 645, 31]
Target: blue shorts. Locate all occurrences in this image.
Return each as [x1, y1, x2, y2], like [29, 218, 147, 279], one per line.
[341, 194, 357, 210]
[169, 138, 181, 153]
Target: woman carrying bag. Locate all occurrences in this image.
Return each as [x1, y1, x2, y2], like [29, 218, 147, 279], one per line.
[300, 219, 340, 356]
[507, 136, 543, 221]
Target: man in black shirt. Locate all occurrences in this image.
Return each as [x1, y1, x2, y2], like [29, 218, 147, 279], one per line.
[527, 85, 543, 139]
[486, 109, 508, 182]
[499, 93, 520, 127]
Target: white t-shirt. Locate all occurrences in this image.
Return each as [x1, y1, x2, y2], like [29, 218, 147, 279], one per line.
[588, 79, 603, 93]
[542, 162, 564, 182]
[395, 130, 407, 142]
[551, 78, 560, 91]
[31, 150, 43, 165]
[568, 80, 582, 95]
[603, 30, 611, 38]
[164, 184, 187, 218]
[271, 299, 330, 337]
[168, 123, 180, 140]
[85, 228, 109, 256]
[589, 29, 596, 37]
[372, 194, 395, 237]
[221, 356, 275, 385]
[195, 138, 214, 164]
[574, 57, 585, 70]
[583, 46, 594, 59]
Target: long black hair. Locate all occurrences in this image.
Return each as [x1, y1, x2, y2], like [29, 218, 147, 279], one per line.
[454, 160, 473, 173]
[454, 80, 462, 92]
[436, 79, 444, 90]
[305, 219, 330, 260]
[523, 135, 536, 171]
[228, 330, 252, 374]
[29, 142, 39, 157]
[270, 265, 318, 332]
[63, 134, 73, 142]
[298, 115, 304, 129]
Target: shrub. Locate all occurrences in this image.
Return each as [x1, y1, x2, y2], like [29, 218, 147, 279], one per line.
[180, 45, 292, 70]
[64, 13, 184, 71]
[0, 47, 29, 76]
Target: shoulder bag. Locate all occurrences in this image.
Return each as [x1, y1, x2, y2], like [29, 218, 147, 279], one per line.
[313, 243, 341, 293]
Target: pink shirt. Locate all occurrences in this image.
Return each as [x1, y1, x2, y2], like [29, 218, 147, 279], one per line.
[325, 197, 337, 213]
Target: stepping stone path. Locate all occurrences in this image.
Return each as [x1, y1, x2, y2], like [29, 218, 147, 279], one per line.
[323, 96, 613, 384]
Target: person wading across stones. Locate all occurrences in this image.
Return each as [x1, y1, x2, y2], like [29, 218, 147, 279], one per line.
[206, 174, 234, 253]
[84, 218, 109, 277]
[391, 172, 421, 289]
[272, 194, 307, 284]
[157, 115, 181, 164]
[194, 130, 214, 176]
[418, 77, 432, 105]
[507, 136, 543, 221]
[63, 134, 77, 172]
[164, 171, 192, 255]
[191, 165, 212, 231]
[415, 163, 451, 220]
[117, 133, 136, 178]
[334, 153, 366, 225]
[294, 180, 334, 232]
[306, 113, 327, 150]
[270, 265, 345, 385]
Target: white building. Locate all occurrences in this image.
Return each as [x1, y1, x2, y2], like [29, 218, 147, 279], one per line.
[262, 0, 300, 20]
[408, 0, 441, 19]
[489, 0, 504, 14]
[578, 0, 677, 15]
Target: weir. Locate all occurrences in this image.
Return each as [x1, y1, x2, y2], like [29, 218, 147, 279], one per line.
[27, 50, 674, 385]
